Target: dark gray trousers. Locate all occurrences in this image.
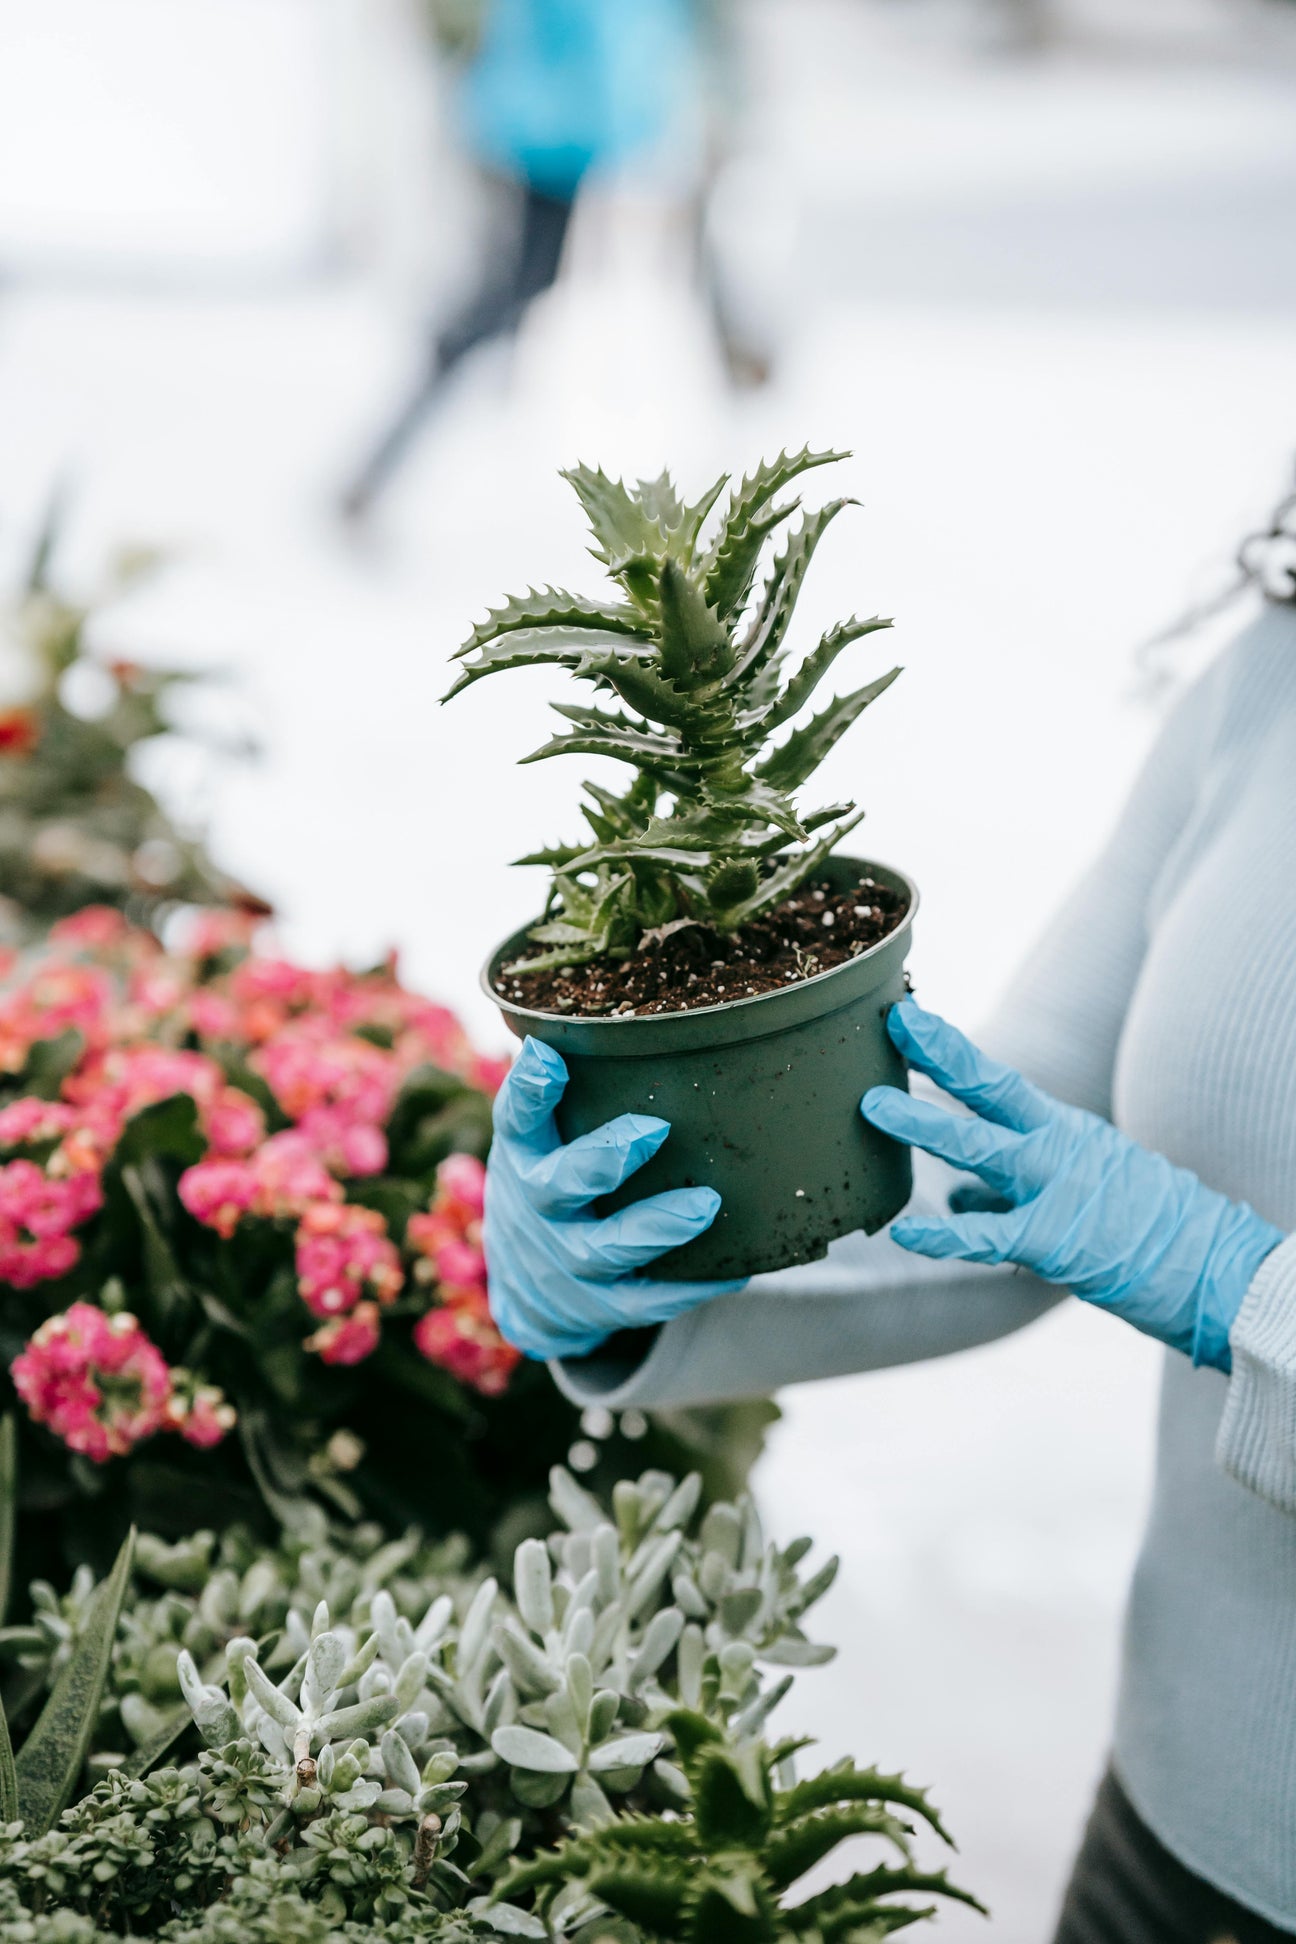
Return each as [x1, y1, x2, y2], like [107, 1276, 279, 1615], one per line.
[1053, 1770, 1294, 1944]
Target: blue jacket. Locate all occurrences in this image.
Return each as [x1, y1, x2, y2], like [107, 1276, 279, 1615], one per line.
[461, 0, 696, 196]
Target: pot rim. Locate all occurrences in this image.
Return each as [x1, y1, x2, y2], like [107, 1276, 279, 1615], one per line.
[480, 855, 918, 1035]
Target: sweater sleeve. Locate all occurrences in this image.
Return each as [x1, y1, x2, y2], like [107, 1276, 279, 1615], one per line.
[553, 656, 1221, 1413]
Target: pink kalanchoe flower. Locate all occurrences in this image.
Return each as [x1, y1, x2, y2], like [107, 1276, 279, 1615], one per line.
[164, 1376, 237, 1448]
[180, 908, 262, 962]
[253, 1027, 395, 1126]
[12, 1303, 172, 1462]
[0, 1233, 79, 1288]
[251, 1131, 340, 1219]
[179, 1157, 259, 1239]
[48, 906, 132, 953]
[295, 1201, 403, 1318]
[295, 1105, 387, 1178]
[414, 1303, 519, 1399]
[187, 989, 241, 1041]
[0, 1098, 76, 1148]
[0, 1156, 103, 1246]
[231, 957, 319, 1011]
[471, 1054, 512, 1098]
[306, 1299, 382, 1366]
[436, 1152, 487, 1220]
[407, 1153, 486, 1289]
[125, 965, 189, 1020]
[431, 1236, 488, 1291]
[203, 1087, 266, 1158]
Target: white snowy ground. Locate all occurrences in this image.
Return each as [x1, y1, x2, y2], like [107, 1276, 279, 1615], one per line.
[2, 0, 1296, 1933]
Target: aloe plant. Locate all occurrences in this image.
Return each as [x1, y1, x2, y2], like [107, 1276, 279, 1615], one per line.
[497, 1711, 983, 1944]
[446, 450, 900, 971]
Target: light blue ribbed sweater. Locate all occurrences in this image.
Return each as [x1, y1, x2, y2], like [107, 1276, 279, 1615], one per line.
[555, 599, 1296, 1929]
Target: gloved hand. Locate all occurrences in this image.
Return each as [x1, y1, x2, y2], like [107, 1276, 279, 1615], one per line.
[862, 999, 1283, 1372]
[485, 1037, 745, 1361]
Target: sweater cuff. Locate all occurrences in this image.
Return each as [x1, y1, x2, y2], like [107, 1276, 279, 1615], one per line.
[550, 1309, 704, 1411]
[1217, 1234, 1296, 1510]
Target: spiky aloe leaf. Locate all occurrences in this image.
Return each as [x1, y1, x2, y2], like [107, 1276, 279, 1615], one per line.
[550, 701, 656, 740]
[705, 500, 799, 624]
[634, 471, 687, 534]
[460, 587, 648, 657]
[725, 500, 856, 698]
[513, 842, 589, 868]
[677, 473, 731, 561]
[789, 1865, 986, 1932]
[764, 617, 894, 732]
[446, 629, 655, 699]
[561, 465, 671, 575]
[706, 860, 759, 913]
[704, 448, 848, 583]
[520, 728, 685, 774]
[762, 1805, 915, 1893]
[585, 1860, 694, 1936]
[595, 657, 728, 733]
[658, 559, 733, 691]
[701, 778, 807, 845]
[758, 668, 901, 796]
[714, 814, 864, 930]
[16, 1528, 136, 1834]
[683, 1868, 781, 1944]
[691, 1742, 772, 1850]
[777, 1764, 956, 1849]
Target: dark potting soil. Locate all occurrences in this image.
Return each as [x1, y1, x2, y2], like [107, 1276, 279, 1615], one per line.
[496, 873, 910, 1018]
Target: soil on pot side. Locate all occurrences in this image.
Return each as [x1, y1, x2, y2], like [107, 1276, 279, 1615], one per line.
[497, 873, 910, 1018]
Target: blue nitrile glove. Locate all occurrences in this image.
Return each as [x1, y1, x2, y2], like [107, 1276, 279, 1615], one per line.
[485, 1036, 745, 1361]
[861, 999, 1284, 1373]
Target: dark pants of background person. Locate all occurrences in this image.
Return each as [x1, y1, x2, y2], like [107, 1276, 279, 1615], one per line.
[1053, 1769, 1295, 1944]
[341, 180, 575, 517]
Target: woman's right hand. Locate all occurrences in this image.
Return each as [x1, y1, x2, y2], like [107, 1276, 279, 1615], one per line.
[484, 1037, 745, 1361]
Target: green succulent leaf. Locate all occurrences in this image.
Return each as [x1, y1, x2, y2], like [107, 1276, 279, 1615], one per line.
[758, 668, 902, 796]
[0, 1697, 17, 1827]
[658, 558, 733, 691]
[16, 1528, 136, 1834]
[0, 1417, 15, 1629]
[460, 586, 648, 656]
[764, 617, 894, 732]
[492, 1725, 581, 1774]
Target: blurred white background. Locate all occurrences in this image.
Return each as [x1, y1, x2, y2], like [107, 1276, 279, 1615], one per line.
[2, 0, 1296, 1932]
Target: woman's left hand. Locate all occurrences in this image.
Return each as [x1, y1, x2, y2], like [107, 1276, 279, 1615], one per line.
[862, 999, 1283, 1372]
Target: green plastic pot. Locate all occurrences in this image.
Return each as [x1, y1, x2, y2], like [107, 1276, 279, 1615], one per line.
[483, 856, 917, 1282]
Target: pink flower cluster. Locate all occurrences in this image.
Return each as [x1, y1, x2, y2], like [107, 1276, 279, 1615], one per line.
[408, 1155, 519, 1399]
[11, 1303, 234, 1464]
[0, 906, 516, 1456]
[295, 1202, 404, 1322]
[0, 1156, 102, 1287]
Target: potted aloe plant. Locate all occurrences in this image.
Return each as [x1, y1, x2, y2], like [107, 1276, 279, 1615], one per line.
[448, 449, 916, 1281]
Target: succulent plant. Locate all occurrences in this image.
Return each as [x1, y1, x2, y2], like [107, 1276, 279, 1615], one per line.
[0, 1469, 974, 1941]
[163, 1468, 835, 1839]
[498, 1710, 983, 1944]
[445, 450, 900, 970]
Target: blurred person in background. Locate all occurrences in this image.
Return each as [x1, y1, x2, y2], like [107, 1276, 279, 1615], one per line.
[484, 489, 1296, 1944]
[342, 0, 730, 521]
